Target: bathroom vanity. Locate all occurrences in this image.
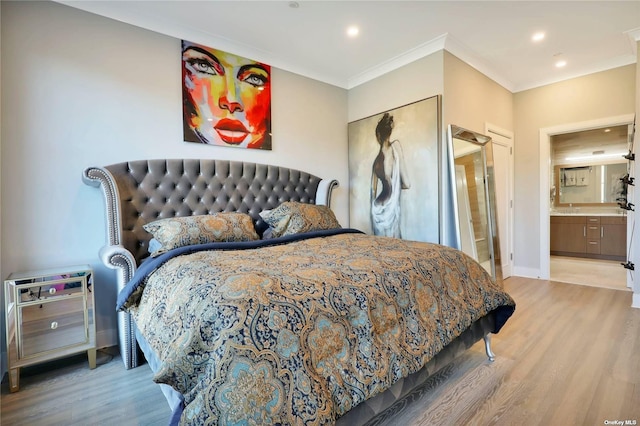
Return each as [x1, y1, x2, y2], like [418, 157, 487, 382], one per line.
[550, 214, 627, 261]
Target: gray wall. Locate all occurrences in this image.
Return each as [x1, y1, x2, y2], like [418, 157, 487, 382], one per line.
[0, 1, 348, 363]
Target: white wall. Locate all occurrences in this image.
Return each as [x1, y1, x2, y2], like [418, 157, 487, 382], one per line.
[0, 1, 348, 361]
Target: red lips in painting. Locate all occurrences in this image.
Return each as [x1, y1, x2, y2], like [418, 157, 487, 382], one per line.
[214, 118, 249, 145]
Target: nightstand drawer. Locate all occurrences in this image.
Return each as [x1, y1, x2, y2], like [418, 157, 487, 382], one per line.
[19, 297, 87, 358]
[17, 279, 84, 304]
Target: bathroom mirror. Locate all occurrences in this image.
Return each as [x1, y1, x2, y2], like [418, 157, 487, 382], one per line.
[447, 125, 502, 281]
[554, 162, 628, 206]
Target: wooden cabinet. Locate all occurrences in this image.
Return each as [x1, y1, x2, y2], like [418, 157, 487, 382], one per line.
[550, 216, 586, 254]
[550, 215, 627, 261]
[600, 216, 627, 257]
[4, 265, 96, 392]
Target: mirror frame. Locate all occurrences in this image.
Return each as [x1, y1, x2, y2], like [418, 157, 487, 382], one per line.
[447, 124, 501, 281]
[553, 162, 627, 207]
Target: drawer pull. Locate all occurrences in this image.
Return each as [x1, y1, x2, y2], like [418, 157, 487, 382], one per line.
[49, 288, 56, 295]
[50, 321, 58, 330]
[589, 242, 598, 245]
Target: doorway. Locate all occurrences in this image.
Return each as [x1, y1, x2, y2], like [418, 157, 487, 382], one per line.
[538, 114, 635, 289]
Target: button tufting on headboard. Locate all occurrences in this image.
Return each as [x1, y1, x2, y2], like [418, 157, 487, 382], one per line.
[84, 159, 331, 265]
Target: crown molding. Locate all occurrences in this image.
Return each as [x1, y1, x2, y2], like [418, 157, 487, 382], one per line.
[513, 54, 637, 93]
[54, 1, 640, 93]
[348, 32, 517, 91]
[55, 0, 349, 88]
[443, 34, 515, 93]
[627, 27, 640, 42]
[347, 34, 448, 89]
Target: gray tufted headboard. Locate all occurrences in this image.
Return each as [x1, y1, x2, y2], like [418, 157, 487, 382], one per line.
[83, 158, 337, 369]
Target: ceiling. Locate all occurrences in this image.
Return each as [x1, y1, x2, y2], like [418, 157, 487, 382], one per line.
[57, 1, 640, 92]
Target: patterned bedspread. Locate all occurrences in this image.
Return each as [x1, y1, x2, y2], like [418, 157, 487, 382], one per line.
[119, 229, 515, 425]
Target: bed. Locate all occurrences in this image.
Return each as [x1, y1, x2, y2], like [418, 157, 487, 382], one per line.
[83, 158, 515, 425]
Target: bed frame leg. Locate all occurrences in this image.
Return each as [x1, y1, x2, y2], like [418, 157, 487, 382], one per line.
[484, 334, 496, 362]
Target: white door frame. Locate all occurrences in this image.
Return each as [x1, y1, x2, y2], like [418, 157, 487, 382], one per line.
[486, 123, 514, 278]
[538, 114, 635, 280]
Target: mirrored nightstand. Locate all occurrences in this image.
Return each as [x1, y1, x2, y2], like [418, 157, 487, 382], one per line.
[4, 265, 96, 392]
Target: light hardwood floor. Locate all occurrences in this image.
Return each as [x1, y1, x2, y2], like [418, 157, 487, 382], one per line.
[550, 255, 630, 291]
[1, 276, 639, 425]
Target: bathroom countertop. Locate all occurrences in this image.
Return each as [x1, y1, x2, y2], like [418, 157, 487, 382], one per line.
[550, 212, 626, 216]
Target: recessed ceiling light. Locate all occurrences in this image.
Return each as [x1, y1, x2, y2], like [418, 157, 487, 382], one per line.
[532, 32, 545, 42]
[553, 52, 566, 68]
[347, 26, 359, 37]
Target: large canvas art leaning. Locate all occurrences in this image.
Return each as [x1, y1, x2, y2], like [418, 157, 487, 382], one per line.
[182, 40, 272, 150]
[348, 95, 441, 243]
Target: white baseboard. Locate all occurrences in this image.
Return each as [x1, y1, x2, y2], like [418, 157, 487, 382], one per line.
[632, 292, 640, 309]
[512, 266, 542, 279]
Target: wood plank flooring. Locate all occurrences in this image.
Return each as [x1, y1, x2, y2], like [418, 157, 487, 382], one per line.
[2, 276, 639, 426]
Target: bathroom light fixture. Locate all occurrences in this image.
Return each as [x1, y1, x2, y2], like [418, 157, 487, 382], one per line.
[347, 26, 359, 37]
[532, 32, 545, 42]
[565, 152, 627, 161]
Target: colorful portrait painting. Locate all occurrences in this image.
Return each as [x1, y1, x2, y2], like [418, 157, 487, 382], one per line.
[182, 40, 272, 150]
[348, 96, 441, 243]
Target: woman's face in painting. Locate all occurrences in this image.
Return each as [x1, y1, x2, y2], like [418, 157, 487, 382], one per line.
[182, 42, 271, 149]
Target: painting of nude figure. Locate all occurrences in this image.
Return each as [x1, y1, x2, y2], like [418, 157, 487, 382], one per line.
[348, 96, 441, 243]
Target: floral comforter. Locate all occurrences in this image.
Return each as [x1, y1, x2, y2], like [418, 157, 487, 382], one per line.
[118, 229, 515, 425]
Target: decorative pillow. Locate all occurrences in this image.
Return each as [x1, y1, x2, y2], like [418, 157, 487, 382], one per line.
[148, 238, 163, 254]
[259, 201, 341, 238]
[261, 226, 276, 240]
[143, 212, 259, 252]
